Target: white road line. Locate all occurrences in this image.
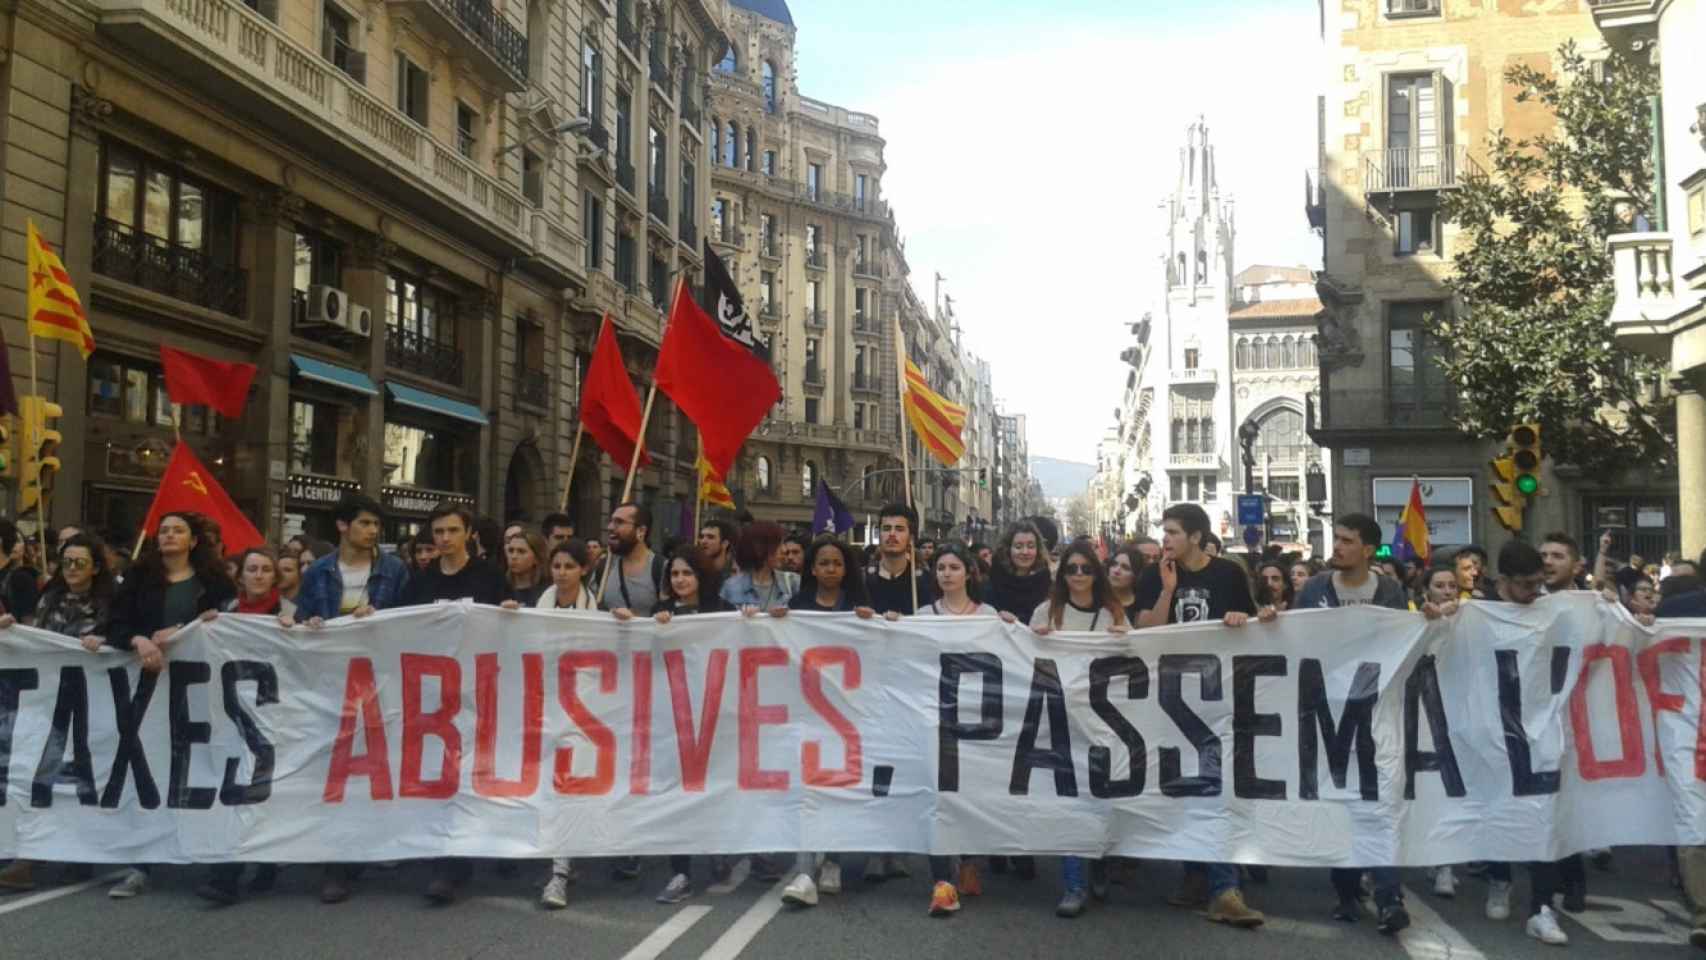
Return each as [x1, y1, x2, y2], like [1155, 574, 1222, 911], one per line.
[617, 905, 714, 960]
[697, 878, 789, 960]
[1262, 917, 1346, 941]
[1652, 898, 1693, 924]
[0, 871, 126, 916]
[1396, 884, 1487, 960]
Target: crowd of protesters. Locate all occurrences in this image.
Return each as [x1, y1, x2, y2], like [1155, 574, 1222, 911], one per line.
[0, 490, 1700, 949]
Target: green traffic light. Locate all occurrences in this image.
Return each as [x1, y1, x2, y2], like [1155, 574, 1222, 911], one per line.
[1376, 544, 1392, 559]
[1516, 474, 1539, 496]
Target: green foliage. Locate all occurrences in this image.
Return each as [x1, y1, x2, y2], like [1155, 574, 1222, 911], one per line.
[1432, 42, 1671, 475]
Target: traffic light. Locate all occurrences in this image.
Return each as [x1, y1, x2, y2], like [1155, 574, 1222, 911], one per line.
[1489, 453, 1525, 533]
[1509, 423, 1542, 496]
[978, 467, 988, 489]
[18, 395, 62, 515]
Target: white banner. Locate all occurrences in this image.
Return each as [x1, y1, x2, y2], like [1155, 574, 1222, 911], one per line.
[1, 593, 1703, 866]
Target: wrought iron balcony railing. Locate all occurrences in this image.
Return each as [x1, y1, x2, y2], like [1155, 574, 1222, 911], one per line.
[515, 366, 547, 407]
[1361, 145, 1479, 194]
[386, 324, 464, 385]
[92, 217, 246, 317]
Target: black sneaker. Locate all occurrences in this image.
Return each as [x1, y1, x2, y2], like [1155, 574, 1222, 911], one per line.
[610, 857, 641, 881]
[249, 864, 278, 893]
[1332, 898, 1360, 923]
[195, 881, 239, 907]
[1378, 904, 1411, 935]
[1562, 880, 1587, 913]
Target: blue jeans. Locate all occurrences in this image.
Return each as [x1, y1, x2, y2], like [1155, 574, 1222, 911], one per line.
[1185, 861, 1241, 897]
[1330, 867, 1401, 908]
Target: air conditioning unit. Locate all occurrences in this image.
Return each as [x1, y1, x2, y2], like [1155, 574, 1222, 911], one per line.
[347, 303, 373, 338]
[305, 285, 349, 329]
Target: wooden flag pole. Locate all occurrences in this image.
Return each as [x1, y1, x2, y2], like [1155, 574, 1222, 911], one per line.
[892, 315, 918, 613]
[692, 428, 704, 537]
[559, 420, 585, 513]
[26, 333, 44, 535]
[598, 368, 659, 610]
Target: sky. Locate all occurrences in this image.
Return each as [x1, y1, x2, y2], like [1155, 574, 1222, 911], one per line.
[786, 0, 1323, 463]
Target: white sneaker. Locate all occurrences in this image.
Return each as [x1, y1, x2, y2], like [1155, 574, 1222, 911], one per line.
[1526, 905, 1569, 945]
[655, 873, 693, 904]
[1432, 866, 1457, 898]
[108, 869, 148, 899]
[1486, 879, 1513, 921]
[781, 873, 819, 907]
[540, 874, 569, 909]
[819, 860, 842, 895]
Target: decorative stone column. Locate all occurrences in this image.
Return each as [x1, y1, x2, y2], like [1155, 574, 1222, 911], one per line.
[1675, 377, 1706, 562]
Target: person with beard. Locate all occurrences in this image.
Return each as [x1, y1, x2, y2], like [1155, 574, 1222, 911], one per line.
[594, 502, 666, 617]
[865, 502, 932, 617]
[697, 519, 737, 577]
[1254, 558, 1296, 612]
[779, 533, 809, 576]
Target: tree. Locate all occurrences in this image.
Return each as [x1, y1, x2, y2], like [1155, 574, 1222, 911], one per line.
[1066, 495, 1093, 540]
[1433, 43, 1671, 475]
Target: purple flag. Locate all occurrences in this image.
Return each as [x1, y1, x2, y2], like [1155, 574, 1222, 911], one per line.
[813, 481, 854, 535]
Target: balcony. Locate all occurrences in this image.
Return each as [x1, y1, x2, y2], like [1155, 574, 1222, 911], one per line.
[648, 52, 673, 99]
[515, 366, 548, 407]
[648, 187, 668, 225]
[387, 325, 464, 386]
[1168, 452, 1218, 469]
[1362, 145, 1479, 195]
[616, 4, 638, 52]
[853, 373, 880, 393]
[804, 364, 825, 386]
[387, 0, 528, 91]
[92, 0, 534, 257]
[1588, 0, 1664, 32]
[616, 157, 635, 195]
[1308, 388, 1458, 436]
[804, 309, 827, 329]
[92, 217, 246, 317]
[805, 250, 826, 270]
[681, 96, 702, 131]
[853, 313, 878, 335]
[1170, 366, 1217, 385]
[1607, 233, 1706, 358]
[679, 213, 697, 249]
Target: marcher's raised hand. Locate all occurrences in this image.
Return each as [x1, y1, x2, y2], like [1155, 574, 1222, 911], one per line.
[998, 612, 1016, 624]
[80, 634, 103, 653]
[612, 608, 635, 622]
[352, 605, 375, 619]
[0, 614, 15, 629]
[1224, 611, 1250, 628]
[654, 611, 673, 625]
[768, 606, 789, 618]
[854, 606, 876, 620]
[500, 600, 521, 610]
[1256, 606, 1278, 623]
[198, 609, 219, 623]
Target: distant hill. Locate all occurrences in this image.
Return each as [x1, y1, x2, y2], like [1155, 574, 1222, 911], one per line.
[1029, 456, 1095, 500]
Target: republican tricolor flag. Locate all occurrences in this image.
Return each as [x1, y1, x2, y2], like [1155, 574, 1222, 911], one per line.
[1392, 475, 1431, 566]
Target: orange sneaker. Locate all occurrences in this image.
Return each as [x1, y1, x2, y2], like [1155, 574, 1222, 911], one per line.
[928, 880, 961, 917]
[957, 861, 983, 897]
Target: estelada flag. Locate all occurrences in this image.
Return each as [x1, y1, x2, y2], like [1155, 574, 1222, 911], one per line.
[579, 314, 650, 471]
[904, 358, 967, 465]
[655, 244, 780, 479]
[26, 220, 94, 359]
[695, 451, 735, 509]
[160, 345, 257, 420]
[140, 441, 265, 555]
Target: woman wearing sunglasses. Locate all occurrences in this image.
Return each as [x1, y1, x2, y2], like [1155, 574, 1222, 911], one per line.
[0, 532, 118, 893]
[1027, 539, 1127, 918]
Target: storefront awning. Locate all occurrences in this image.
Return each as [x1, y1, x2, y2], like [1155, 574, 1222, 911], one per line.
[385, 382, 489, 426]
[290, 354, 378, 396]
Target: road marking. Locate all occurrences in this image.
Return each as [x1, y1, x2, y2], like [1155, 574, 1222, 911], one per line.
[697, 878, 789, 960]
[0, 871, 126, 916]
[1652, 899, 1693, 925]
[1395, 885, 1487, 960]
[617, 905, 713, 960]
[706, 857, 750, 895]
[1262, 917, 1345, 940]
[1561, 895, 1688, 944]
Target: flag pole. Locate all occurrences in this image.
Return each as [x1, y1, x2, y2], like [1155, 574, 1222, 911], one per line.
[26, 333, 42, 533]
[559, 420, 585, 513]
[892, 314, 918, 613]
[692, 428, 704, 537]
[600, 378, 657, 607]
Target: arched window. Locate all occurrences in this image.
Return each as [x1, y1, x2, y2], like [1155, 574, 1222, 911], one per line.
[710, 118, 721, 165]
[1282, 335, 1296, 368]
[1235, 338, 1249, 369]
[1175, 253, 1186, 285]
[1301, 336, 1315, 369]
[723, 120, 738, 167]
[1194, 250, 1207, 283]
[1251, 338, 1265, 370]
[1252, 408, 1307, 465]
[756, 455, 771, 493]
[745, 126, 756, 171]
[802, 460, 816, 499]
[716, 45, 737, 74]
[762, 61, 776, 113]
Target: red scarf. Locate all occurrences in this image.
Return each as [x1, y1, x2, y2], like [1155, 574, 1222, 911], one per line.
[236, 589, 280, 615]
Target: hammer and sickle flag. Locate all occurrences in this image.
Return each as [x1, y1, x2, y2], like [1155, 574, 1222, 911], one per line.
[139, 440, 265, 555]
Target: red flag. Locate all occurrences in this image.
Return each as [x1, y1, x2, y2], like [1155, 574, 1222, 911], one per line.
[579, 314, 649, 471]
[140, 441, 265, 555]
[656, 269, 779, 479]
[160, 345, 257, 420]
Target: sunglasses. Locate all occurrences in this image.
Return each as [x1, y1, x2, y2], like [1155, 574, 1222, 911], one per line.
[1063, 562, 1094, 575]
[61, 557, 93, 570]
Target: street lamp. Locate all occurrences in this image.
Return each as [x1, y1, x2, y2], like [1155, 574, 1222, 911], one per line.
[1237, 419, 1260, 495]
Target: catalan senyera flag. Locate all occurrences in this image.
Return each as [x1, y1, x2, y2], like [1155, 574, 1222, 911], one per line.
[903, 358, 967, 466]
[26, 220, 94, 359]
[1393, 475, 1431, 566]
[695, 451, 735, 509]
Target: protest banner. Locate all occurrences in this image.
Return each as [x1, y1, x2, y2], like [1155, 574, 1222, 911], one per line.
[0, 593, 1701, 866]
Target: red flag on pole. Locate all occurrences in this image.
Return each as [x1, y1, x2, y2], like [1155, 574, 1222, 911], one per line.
[160, 345, 257, 420]
[656, 248, 780, 479]
[579, 314, 650, 471]
[140, 441, 265, 555]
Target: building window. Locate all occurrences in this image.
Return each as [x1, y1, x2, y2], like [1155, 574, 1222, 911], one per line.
[384, 422, 471, 491]
[762, 150, 776, 176]
[321, 2, 364, 81]
[853, 402, 864, 429]
[395, 52, 428, 125]
[760, 270, 774, 313]
[760, 213, 775, 256]
[802, 459, 818, 499]
[710, 118, 721, 165]
[716, 45, 736, 73]
[762, 60, 776, 113]
[1251, 408, 1308, 465]
[648, 124, 665, 191]
[615, 230, 637, 291]
[291, 231, 342, 326]
[1235, 338, 1249, 369]
[680, 159, 695, 229]
[88, 354, 218, 435]
[522, 149, 544, 206]
[648, 254, 667, 310]
[290, 398, 360, 477]
[855, 173, 867, 211]
[386, 273, 461, 383]
[723, 120, 738, 168]
[582, 42, 603, 124]
[1169, 390, 1213, 455]
[615, 88, 633, 169]
[1183, 347, 1199, 370]
[1689, 182, 1706, 238]
[1388, 301, 1450, 423]
[807, 163, 821, 201]
[854, 287, 867, 327]
[455, 102, 478, 160]
[806, 279, 820, 315]
[1383, 72, 1453, 190]
[805, 223, 820, 264]
[804, 398, 819, 426]
[1396, 206, 1439, 256]
[745, 127, 755, 171]
[95, 139, 243, 316]
[1385, 0, 1441, 17]
[712, 198, 729, 242]
[756, 455, 772, 492]
[584, 191, 604, 270]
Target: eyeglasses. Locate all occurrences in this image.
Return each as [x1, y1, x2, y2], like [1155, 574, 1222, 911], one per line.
[608, 518, 637, 529]
[61, 557, 92, 570]
[1064, 563, 1094, 575]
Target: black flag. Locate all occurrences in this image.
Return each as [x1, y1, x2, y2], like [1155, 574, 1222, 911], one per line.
[701, 241, 770, 363]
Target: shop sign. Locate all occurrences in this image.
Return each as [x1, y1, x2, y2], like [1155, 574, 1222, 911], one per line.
[383, 486, 474, 515]
[289, 474, 360, 505]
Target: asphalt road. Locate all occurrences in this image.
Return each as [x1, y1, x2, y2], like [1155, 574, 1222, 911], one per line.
[2, 848, 1698, 959]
